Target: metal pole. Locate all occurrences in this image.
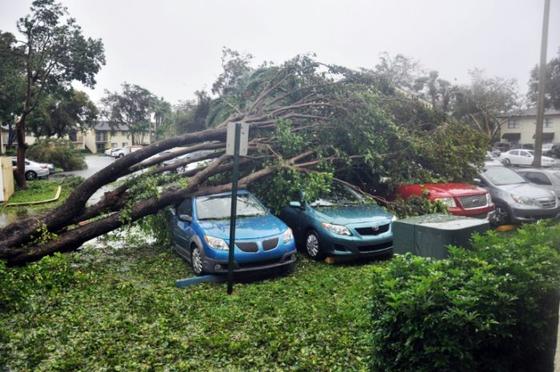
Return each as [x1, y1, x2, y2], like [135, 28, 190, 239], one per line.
[533, 0, 551, 167]
[227, 123, 241, 295]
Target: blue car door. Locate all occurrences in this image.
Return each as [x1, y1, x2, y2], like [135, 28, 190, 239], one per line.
[174, 198, 195, 255]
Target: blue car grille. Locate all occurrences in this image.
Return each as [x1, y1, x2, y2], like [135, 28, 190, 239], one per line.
[263, 238, 279, 251]
[236, 242, 258, 252]
[355, 224, 390, 236]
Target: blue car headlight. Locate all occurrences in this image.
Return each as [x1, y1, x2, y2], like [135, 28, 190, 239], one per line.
[205, 235, 229, 250]
[321, 222, 351, 236]
[282, 228, 294, 243]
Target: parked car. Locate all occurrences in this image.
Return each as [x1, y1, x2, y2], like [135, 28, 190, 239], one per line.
[162, 149, 217, 172]
[169, 190, 296, 275]
[498, 149, 556, 167]
[484, 151, 503, 167]
[11, 158, 51, 180]
[279, 181, 394, 260]
[111, 145, 143, 158]
[396, 183, 494, 218]
[104, 147, 121, 156]
[476, 166, 560, 224]
[515, 168, 560, 196]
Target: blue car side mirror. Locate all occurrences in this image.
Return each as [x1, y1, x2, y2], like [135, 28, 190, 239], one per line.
[289, 201, 303, 208]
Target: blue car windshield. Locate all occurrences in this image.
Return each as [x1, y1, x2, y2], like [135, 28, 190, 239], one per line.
[310, 183, 372, 207]
[196, 194, 268, 220]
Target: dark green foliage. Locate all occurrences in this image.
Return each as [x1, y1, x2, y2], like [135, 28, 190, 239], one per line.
[371, 222, 560, 372]
[27, 138, 86, 171]
[27, 89, 98, 138]
[250, 168, 333, 213]
[0, 243, 378, 370]
[529, 49, 560, 110]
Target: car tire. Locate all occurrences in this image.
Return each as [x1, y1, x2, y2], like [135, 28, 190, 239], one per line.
[118, 153, 124, 158]
[25, 170, 37, 180]
[282, 261, 296, 275]
[190, 244, 205, 276]
[502, 158, 511, 166]
[492, 204, 511, 226]
[305, 230, 325, 261]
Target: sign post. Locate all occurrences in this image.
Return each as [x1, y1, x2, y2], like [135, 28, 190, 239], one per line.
[226, 122, 249, 295]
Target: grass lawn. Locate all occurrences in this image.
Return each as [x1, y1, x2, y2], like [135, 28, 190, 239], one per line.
[4, 176, 82, 215]
[8, 180, 60, 204]
[0, 241, 383, 370]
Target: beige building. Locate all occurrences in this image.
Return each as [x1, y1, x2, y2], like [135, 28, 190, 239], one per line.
[1, 121, 151, 154]
[499, 108, 560, 147]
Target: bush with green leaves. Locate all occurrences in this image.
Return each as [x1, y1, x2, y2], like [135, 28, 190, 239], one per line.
[371, 222, 560, 372]
[27, 138, 86, 171]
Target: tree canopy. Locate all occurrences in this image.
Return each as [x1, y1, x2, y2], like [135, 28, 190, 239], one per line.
[529, 49, 560, 110]
[0, 53, 488, 265]
[7, 0, 105, 187]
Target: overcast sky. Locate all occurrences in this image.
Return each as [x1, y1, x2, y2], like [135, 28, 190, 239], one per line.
[1, 0, 559, 105]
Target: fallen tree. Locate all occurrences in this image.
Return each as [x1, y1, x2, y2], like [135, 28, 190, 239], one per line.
[0, 55, 488, 265]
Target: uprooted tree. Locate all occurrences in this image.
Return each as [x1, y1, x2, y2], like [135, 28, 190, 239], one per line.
[0, 55, 487, 265]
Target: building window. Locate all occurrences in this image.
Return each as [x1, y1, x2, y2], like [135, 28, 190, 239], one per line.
[111, 143, 118, 148]
[544, 118, 552, 128]
[95, 131, 107, 142]
[122, 142, 128, 147]
[507, 118, 518, 129]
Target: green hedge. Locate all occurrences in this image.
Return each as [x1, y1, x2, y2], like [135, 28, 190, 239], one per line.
[27, 138, 86, 171]
[371, 222, 560, 372]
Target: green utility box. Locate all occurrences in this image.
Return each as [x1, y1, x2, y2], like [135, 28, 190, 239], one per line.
[393, 214, 490, 259]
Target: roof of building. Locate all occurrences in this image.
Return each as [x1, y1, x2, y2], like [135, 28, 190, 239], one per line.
[94, 121, 131, 131]
[498, 108, 560, 118]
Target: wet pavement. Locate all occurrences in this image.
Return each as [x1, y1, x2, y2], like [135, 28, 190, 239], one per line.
[58, 155, 115, 179]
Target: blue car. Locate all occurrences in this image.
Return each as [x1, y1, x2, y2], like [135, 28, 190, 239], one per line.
[279, 182, 395, 260]
[169, 190, 297, 275]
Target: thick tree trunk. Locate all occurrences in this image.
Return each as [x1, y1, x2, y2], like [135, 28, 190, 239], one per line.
[15, 116, 27, 189]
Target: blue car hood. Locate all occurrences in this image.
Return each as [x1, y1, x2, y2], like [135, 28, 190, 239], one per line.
[198, 214, 288, 240]
[312, 204, 392, 225]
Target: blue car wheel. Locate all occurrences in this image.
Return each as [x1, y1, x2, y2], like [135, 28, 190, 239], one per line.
[191, 244, 205, 276]
[305, 230, 325, 260]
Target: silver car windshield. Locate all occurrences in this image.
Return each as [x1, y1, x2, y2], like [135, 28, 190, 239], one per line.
[196, 194, 268, 220]
[483, 167, 527, 186]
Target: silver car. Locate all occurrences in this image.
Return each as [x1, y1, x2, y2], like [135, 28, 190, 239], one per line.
[477, 166, 560, 224]
[515, 168, 560, 197]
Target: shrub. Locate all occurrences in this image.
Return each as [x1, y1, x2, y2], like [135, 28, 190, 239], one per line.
[0, 253, 81, 312]
[371, 222, 560, 372]
[27, 138, 87, 171]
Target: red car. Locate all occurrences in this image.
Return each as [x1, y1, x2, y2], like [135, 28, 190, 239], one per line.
[396, 183, 495, 218]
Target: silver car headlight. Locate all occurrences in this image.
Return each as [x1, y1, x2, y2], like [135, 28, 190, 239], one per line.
[282, 228, 294, 243]
[321, 222, 351, 236]
[510, 193, 539, 206]
[434, 197, 456, 208]
[205, 235, 229, 250]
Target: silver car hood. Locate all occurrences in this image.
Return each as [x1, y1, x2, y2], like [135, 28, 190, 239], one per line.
[498, 183, 555, 198]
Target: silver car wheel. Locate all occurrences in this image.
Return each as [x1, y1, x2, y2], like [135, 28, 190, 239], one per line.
[191, 246, 204, 275]
[306, 232, 320, 257]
